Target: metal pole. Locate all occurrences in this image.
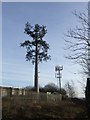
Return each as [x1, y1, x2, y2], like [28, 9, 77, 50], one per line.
[55, 65, 63, 94]
[59, 70, 61, 93]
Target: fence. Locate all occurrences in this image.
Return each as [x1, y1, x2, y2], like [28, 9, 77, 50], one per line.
[0, 86, 25, 97]
[0, 86, 62, 102]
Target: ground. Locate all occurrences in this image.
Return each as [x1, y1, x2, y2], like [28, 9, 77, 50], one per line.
[2, 96, 88, 120]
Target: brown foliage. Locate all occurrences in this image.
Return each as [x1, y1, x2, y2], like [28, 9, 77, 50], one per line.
[2, 96, 88, 120]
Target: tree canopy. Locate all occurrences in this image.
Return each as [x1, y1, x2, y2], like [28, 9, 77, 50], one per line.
[20, 22, 51, 64]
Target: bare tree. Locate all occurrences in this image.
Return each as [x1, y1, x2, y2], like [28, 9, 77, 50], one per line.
[64, 80, 76, 98]
[64, 9, 90, 77]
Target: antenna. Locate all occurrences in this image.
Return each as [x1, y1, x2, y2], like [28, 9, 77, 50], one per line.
[55, 65, 63, 93]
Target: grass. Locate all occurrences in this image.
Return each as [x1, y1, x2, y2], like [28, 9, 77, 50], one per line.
[2, 96, 88, 120]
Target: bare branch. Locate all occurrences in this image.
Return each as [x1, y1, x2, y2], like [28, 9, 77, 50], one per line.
[64, 10, 90, 76]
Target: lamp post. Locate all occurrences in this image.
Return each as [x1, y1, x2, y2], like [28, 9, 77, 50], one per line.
[55, 65, 63, 93]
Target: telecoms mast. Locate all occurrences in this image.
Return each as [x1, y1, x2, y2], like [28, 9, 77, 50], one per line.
[55, 65, 63, 93]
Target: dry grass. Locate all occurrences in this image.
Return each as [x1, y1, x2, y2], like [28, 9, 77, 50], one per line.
[2, 96, 88, 120]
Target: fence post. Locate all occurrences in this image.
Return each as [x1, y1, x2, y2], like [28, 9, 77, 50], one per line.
[86, 78, 90, 119]
[8, 87, 12, 96]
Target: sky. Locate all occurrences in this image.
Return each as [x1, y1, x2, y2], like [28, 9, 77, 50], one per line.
[1, 2, 88, 97]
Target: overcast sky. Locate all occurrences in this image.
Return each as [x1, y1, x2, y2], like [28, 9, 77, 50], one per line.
[1, 2, 88, 97]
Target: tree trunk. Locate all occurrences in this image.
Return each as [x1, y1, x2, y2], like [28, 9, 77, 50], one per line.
[34, 40, 39, 93]
[86, 78, 90, 119]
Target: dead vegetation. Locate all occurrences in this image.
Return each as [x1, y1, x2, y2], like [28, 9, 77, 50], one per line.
[2, 96, 88, 120]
